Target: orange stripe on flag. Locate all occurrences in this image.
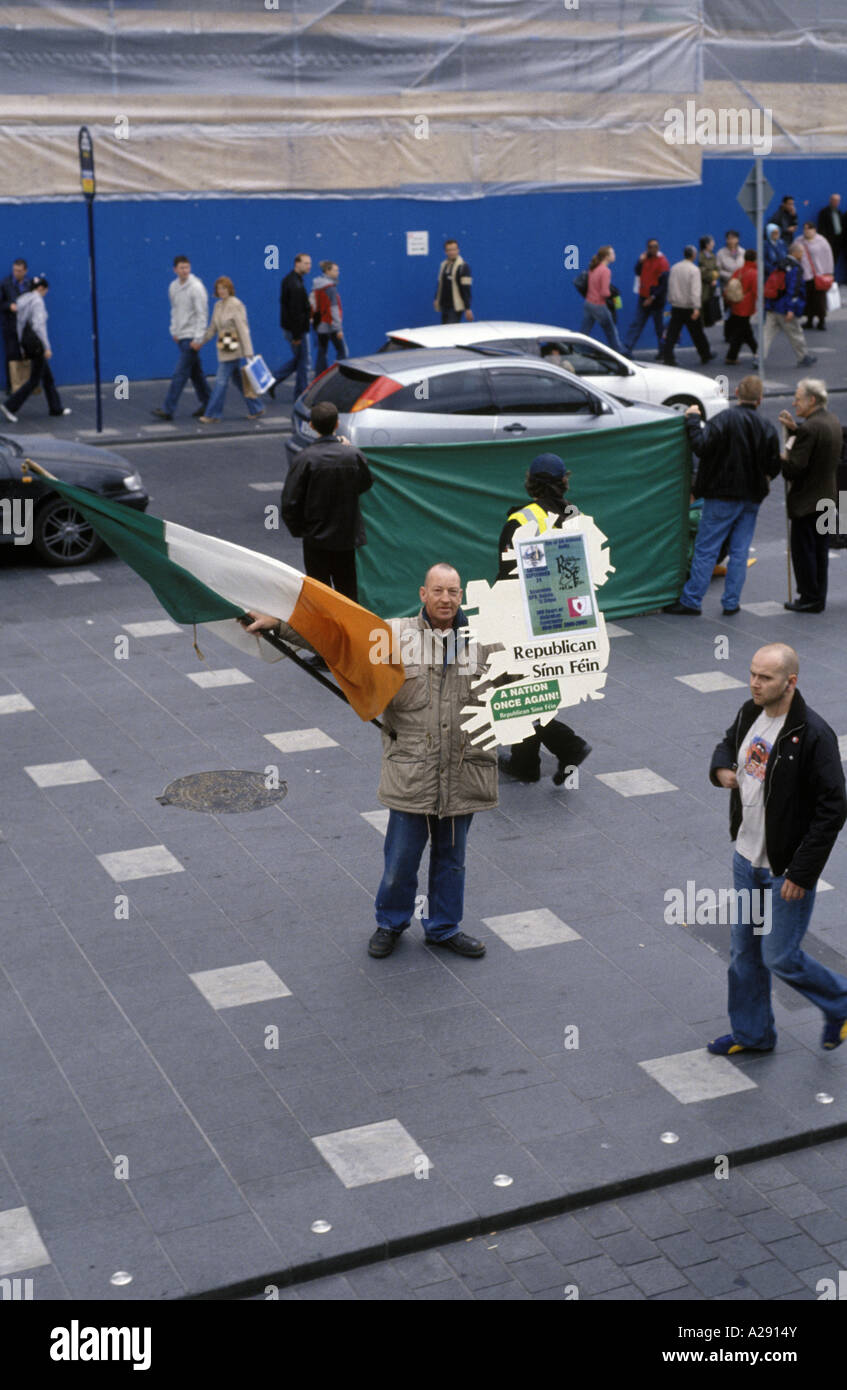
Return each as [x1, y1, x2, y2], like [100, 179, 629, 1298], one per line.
[289, 577, 405, 721]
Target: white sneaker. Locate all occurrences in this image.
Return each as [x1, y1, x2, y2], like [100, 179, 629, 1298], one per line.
[61, 407, 72, 416]
[1, 403, 18, 423]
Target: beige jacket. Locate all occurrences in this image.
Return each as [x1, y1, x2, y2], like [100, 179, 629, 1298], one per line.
[199, 295, 254, 361]
[377, 613, 499, 818]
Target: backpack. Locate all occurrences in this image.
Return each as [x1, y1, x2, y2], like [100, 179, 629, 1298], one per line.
[573, 270, 589, 298]
[724, 275, 744, 304]
[764, 268, 785, 301]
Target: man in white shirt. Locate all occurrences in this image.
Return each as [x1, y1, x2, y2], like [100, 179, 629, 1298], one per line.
[152, 255, 210, 420]
[661, 245, 716, 366]
[707, 643, 847, 1055]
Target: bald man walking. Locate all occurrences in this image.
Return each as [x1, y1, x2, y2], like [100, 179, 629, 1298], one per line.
[708, 644, 847, 1054]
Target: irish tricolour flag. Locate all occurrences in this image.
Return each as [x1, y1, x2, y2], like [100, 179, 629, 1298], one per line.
[25, 463, 404, 722]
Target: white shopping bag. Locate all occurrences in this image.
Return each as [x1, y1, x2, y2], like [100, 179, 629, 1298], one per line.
[826, 283, 842, 314]
[243, 354, 274, 395]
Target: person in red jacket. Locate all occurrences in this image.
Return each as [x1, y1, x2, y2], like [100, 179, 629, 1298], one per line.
[726, 249, 759, 366]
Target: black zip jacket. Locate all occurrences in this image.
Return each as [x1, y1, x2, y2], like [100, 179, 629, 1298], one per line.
[280, 270, 311, 337]
[281, 435, 373, 549]
[686, 403, 780, 503]
[709, 689, 846, 889]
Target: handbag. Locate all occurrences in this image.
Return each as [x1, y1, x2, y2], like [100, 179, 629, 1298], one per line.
[826, 282, 842, 314]
[240, 367, 258, 399]
[573, 269, 589, 298]
[8, 358, 40, 394]
[703, 294, 722, 327]
[814, 273, 834, 292]
[724, 275, 744, 304]
[242, 354, 274, 395]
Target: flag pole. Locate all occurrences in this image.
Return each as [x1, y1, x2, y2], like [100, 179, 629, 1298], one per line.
[255, 627, 385, 731]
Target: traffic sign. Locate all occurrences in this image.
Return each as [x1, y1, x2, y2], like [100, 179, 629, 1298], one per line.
[737, 164, 773, 219]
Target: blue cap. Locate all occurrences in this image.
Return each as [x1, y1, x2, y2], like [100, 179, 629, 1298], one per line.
[528, 452, 568, 478]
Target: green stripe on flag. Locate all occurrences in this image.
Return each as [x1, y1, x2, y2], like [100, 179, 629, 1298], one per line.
[39, 476, 245, 625]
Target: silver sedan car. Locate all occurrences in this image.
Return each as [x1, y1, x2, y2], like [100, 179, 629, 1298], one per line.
[285, 348, 677, 463]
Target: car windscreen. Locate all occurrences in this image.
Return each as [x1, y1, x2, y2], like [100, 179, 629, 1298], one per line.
[302, 365, 378, 412]
[375, 368, 495, 414]
[538, 340, 630, 376]
[377, 338, 420, 352]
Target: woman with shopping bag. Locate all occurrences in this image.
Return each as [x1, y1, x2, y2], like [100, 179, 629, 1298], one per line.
[193, 276, 265, 423]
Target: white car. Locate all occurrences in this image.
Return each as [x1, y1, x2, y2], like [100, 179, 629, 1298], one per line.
[380, 321, 729, 420]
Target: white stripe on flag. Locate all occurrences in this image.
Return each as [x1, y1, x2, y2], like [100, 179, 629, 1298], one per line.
[164, 520, 303, 622]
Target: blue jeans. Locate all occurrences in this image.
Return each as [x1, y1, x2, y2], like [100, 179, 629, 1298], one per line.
[163, 338, 209, 415]
[375, 810, 473, 942]
[204, 358, 264, 419]
[580, 300, 623, 353]
[623, 297, 666, 353]
[314, 331, 347, 375]
[274, 330, 311, 397]
[728, 851, 847, 1048]
[680, 497, 759, 611]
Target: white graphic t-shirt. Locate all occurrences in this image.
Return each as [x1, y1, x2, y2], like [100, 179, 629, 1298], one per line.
[735, 710, 787, 868]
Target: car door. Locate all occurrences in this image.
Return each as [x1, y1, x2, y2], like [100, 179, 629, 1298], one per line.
[353, 365, 497, 446]
[487, 364, 617, 440]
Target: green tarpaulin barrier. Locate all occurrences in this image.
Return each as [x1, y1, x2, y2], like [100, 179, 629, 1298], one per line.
[357, 416, 691, 620]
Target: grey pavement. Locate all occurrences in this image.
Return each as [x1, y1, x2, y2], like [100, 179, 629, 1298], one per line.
[1, 362, 847, 1301]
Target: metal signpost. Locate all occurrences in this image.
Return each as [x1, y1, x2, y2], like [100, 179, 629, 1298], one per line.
[737, 159, 774, 370]
[78, 126, 103, 433]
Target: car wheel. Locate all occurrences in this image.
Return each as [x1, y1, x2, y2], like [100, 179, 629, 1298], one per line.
[32, 496, 103, 566]
[664, 395, 706, 419]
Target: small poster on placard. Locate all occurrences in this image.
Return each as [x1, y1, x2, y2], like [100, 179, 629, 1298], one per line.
[514, 530, 599, 639]
[406, 231, 429, 256]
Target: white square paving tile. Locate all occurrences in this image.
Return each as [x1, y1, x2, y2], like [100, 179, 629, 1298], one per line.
[595, 768, 678, 797]
[189, 960, 291, 1009]
[77, 428, 122, 438]
[0, 1207, 51, 1276]
[482, 907, 581, 951]
[740, 601, 785, 617]
[122, 620, 182, 638]
[97, 845, 184, 882]
[675, 672, 746, 693]
[361, 809, 390, 836]
[313, 1119, 426, 1188]
[187, 668, 253, 689]
[265, 728, 338, 753]
[838, 734, 847, 761]
[46, 570, 100, 586]
[639, 1048, 758, 1103]
[604, 623, 632, 638]
[25, 759, 101, 789]
[0, 694, 34, 715]
[248, 481, 285, 492]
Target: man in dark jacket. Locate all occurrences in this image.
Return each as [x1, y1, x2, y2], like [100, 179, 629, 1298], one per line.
[272, 253, 312, 398]
[280, 400, 373, 603]
[707, 642, 847, 1055]
[779, 376, 843, 612]
[665, 376, 780, 617]
[496, 453, 592, 785]
[433, 240, 473, 324]
[0, 257, 30, 392]
[817, 194, 843, 281]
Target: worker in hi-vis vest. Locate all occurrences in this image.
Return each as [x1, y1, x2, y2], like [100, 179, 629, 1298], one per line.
[496, 453, 593, 785]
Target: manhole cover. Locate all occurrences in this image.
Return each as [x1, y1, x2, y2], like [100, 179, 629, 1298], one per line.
[156, 771, 288, 814]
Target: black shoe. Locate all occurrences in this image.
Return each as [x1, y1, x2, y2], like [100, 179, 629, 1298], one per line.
[722, 607, 740, 615]
[192, 406, 207, 418]
[663, 601, 701, 615]
[368, 927, 398, 958]
[429, 931, 486, 958]
[701, 353, 717, 364]
[498, 754, 540, 783]
[151, 408, 173, 420]
[784, 599, 824, 613]
[268, 382, 278, 400]
[553, 742, 592, 786]
[724, 356, 738, 365]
